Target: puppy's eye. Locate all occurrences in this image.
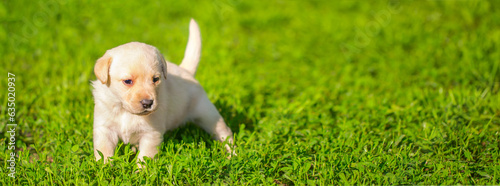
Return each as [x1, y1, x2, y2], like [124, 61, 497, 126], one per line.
[153, 77, 160, 83]
[123, 79, 133, 85]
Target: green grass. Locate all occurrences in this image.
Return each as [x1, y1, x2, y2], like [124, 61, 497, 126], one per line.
[1, 0, 500, 185]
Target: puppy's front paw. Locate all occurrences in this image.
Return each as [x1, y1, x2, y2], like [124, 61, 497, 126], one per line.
[225, 144, 237, 159]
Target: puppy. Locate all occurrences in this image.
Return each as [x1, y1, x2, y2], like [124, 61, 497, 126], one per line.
[92, 19, 234, 163]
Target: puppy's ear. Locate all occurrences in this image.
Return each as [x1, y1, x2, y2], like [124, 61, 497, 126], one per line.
[94, 53, 113, 84]
[158, 52, 167, 79]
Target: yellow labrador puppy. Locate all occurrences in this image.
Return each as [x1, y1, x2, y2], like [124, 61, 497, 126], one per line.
[92, 19, 234, 163]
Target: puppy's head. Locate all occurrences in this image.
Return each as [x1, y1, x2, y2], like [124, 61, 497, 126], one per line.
[94, 42, 167, 115]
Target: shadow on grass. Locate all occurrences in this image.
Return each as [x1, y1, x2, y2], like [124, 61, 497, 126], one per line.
[162, 99, 255, 149]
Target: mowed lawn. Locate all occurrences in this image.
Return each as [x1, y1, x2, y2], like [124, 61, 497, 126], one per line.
[1, 0, 500, 185]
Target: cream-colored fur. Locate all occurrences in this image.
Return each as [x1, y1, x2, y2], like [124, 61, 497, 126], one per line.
[92, 19, 234, 164]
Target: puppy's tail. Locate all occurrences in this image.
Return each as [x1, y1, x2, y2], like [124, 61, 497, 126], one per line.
[180, 19, 202, 77]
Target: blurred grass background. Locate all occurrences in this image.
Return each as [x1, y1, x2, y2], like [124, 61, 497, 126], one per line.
[1, 0, 500, 184]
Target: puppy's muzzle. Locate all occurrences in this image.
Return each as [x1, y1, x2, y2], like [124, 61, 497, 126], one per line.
[140, 99, 154, 109]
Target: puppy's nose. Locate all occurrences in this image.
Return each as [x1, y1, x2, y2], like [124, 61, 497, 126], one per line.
[140, 99, 154, 109]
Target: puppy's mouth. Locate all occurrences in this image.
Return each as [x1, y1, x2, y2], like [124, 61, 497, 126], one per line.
[125, 106, 157, 116]
[136, 109, 156, 116]
[122, 102, 158, 116]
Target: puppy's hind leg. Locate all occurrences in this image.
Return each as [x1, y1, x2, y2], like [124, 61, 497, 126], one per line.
[192, 95, 236, 156]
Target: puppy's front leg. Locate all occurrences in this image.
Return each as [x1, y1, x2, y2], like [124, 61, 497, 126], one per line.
[93, 127, 119, 163]
[193, 96, 235, 156]
[137, 132, 163, 163]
